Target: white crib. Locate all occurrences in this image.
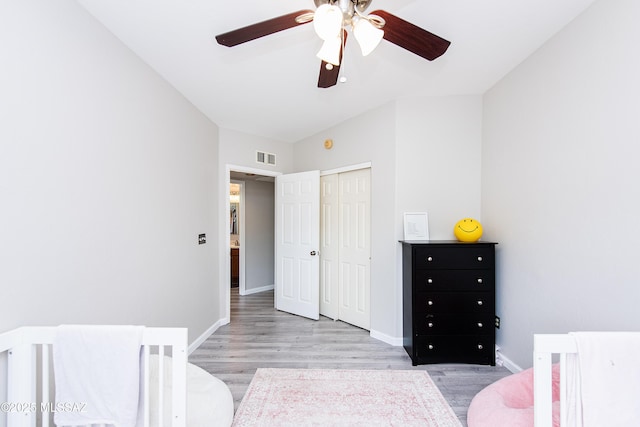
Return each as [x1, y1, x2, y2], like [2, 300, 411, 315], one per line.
[533, 333, 578, 427]
[0, 326, 187, 427]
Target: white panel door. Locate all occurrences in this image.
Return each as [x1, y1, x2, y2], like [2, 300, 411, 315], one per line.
[275, 171, 320, 320]
[338, 169, 371, 330]
[319, 174, 339, 320]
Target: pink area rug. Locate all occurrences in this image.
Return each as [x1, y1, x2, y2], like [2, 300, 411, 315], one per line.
[232, 368, 462, 427]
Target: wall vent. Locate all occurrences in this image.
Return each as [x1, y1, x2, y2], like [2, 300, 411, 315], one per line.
[256, 151, 276, 166]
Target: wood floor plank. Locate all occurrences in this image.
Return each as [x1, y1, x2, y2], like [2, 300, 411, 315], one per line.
[190, 289, 512, 426]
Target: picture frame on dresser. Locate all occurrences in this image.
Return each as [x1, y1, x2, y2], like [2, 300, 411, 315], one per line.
[403, 212, 429, 240]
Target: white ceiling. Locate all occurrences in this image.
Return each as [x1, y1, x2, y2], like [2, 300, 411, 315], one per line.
[76, 0, 597, 143]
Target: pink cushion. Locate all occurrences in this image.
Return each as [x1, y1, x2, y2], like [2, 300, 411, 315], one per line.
[467, 364, 560, 427]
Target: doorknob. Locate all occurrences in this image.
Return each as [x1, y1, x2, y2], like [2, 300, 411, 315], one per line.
[310, 251, 317, 256]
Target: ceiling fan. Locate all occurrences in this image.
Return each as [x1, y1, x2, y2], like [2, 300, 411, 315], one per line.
[215, 0, 451, 88]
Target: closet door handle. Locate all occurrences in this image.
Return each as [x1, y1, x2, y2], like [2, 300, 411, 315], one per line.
[310, 251, 317, 256]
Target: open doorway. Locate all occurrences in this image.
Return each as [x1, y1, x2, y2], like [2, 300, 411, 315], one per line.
[229, 180, 243, 289]
[229, 171, 275, 296]
[223, 165, 280, 321]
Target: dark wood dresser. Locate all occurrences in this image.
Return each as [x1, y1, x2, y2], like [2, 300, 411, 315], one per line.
[400, 240, 497, 366]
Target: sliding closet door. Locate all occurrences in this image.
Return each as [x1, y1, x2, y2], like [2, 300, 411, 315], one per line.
[319, 168, 371, 330]
[320, 174, 339, 320]
[338, 168, 371, 330]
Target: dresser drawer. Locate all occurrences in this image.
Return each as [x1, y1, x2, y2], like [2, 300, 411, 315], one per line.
[414, 269, 494, 291]
[414, 246, 494, 270]
[415, 335, 495, 364]
[415, 314, 494, 335]
[416, 292, 494, 314]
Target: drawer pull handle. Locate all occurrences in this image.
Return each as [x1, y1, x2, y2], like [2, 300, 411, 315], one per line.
[477, 344, 484, 350]
[477, 278, 483, 284]
[477, 300, 483, 306]
[477, 322, 483, 328]
[477, 256, 483, 262]
[427, 278, 433, 284]
[427, 300, 434, 306]
[428, 344, 434, 350]
[428, 322, 434, 328]
[427, 256, 433, 262]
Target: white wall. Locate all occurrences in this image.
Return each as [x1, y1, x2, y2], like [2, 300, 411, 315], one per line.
[396, 96, 483, 239]
[0, 1, 220, 343]
[483, 0, 640, 368]
[219, 128, 294, 172]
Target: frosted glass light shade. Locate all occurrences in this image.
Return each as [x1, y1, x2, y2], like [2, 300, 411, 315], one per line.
[313, 4, 343, 40]
[353, 18, 384, 56]
[316, 36, 342, 66]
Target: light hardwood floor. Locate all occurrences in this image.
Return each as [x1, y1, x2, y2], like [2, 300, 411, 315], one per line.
[189, 288, 512, 426]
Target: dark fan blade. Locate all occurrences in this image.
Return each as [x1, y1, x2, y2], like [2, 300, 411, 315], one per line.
[318, 30, 348, 88]
[216, 10, 314, 47]
[370, 10, 450, 61]
[317, 62, 340, 88]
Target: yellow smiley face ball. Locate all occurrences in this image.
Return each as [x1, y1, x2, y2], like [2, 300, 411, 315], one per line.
[454, 218, 483, 242]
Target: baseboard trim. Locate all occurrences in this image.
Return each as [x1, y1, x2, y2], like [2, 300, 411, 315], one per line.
[188, 317, 229, 354]
[495, 346, 523, 373]
[370, 329, 403, 346]
[241, 284, 274, 296]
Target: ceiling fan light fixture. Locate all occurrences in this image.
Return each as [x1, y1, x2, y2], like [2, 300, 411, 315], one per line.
[215, 2, 451, 89]
[316, 36, 342, 66]
[313, 4, 344, 40]
[353, 16, 384, 56]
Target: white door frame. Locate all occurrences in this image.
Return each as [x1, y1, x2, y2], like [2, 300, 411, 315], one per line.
[222, 164, 281, 322]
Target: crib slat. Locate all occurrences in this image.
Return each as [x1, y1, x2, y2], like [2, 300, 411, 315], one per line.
[158, 346, 165, 427]
[171, 344, 187, 427]
[143, 345, 150, 427]
[7, 341, 36, 427]
[42, 344, 51, 427]
[534, 350, 553, 427]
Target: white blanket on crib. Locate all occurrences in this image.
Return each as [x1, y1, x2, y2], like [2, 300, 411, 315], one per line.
[53, 325, 144, 427]
[567, 331, 640, 427]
